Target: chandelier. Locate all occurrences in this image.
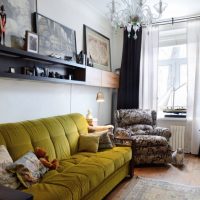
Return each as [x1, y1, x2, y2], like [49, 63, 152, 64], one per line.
[108, 0, 167, 39]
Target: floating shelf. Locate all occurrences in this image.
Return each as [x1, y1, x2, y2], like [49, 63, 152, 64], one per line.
[0, 45, 86, 84]
[0, 45, 86, 69]
[0, 72, 85, 85]
[0, 45, 119, 88]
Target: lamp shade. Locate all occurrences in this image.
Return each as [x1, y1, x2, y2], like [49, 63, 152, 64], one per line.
[96, 91, 105, 102]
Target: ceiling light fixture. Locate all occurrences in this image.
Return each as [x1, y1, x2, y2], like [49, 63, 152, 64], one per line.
[108, 0, 167, 39]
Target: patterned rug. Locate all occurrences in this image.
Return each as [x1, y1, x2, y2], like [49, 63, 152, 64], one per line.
[123, 177, 200, 200]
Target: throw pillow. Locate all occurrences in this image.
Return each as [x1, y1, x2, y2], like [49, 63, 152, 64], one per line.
[78, 135, 100, 153]
[8, 164, 39, 188]
[0, 145, 19, 189]
[9, 151, 48, 179]
[91, 132, 113, 149]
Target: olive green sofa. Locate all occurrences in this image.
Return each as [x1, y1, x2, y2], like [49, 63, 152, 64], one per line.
[0, 113, 132, 200]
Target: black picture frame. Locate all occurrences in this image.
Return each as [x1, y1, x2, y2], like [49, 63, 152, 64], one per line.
[83, 25, 111, 72]
[34, 13, 77, 61]
[26, 31, 39, 54]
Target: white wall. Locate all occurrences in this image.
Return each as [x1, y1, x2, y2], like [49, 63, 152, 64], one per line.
[0, 0, 115, 125]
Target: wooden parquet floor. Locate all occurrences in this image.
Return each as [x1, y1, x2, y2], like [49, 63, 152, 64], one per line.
[105, 154, 200, 199]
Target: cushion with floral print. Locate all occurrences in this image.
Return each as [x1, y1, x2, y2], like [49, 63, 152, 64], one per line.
[0, 145, 20, 189]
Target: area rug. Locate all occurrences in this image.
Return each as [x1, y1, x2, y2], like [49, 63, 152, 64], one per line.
[123, 177, 200, 200]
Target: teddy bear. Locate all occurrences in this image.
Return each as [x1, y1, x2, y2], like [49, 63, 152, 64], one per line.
[35, 147, 59, 170]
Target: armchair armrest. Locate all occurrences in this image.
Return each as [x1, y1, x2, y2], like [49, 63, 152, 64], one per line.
[149, 127, 171, 141]
[114, 137, 136, 178]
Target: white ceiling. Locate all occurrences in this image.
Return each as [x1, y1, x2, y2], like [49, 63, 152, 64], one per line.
[87, 0, 200, 20]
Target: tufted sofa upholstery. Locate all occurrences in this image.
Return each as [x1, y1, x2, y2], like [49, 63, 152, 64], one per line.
[0, 113, 132, 200]
[115, 109, 172, 165]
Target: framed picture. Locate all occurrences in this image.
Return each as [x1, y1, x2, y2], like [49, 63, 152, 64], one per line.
[35, 13, 77, 61]
[2, 0, 36, 48]
[26, 31, 38, 53]
[83, 25, 111, 71]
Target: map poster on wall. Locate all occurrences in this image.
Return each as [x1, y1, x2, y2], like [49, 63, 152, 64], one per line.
[84, 25, 111, 72]
[1, 0, 36, 48]
[35, 13, 77, 61]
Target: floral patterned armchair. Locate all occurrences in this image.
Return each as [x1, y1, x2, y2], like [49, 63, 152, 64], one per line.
[114, 109, 172, 165]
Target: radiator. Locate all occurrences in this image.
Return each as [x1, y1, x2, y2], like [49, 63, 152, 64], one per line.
[170, 125, 185, 151]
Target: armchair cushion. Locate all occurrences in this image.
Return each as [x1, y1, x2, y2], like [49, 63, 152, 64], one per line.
[115, 128, 132, 138]
[127, 124, 153, 132]
[118, 109, 153, 127]
[131, 135, 168, 147]
[148, 127, 171, 141]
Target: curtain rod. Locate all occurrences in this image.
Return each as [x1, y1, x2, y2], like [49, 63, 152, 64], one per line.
[151, 15, 200, 26]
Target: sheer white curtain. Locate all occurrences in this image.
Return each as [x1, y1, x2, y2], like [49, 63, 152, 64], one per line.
[139, 26, 159, 110]
[187, 20, 200, 154]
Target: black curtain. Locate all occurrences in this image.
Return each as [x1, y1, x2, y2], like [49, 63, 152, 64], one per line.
[117, 28, 142, 109]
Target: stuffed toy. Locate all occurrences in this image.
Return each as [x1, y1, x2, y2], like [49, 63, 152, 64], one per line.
[35, 147, 59, 170]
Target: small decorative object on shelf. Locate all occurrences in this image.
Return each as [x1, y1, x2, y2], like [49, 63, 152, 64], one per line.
[68, 74, 72, 80]
[8, 67, 15, 74]
[0, 5, 6, 46]
[76, 50, 86, 65]
[49, 53, 62, 59]
[22, 67, 35, 76]
[55, 72, 62, 79]
[25, 31, 38, 53]
[87, 54, 93, 67]
[35, 66, 45, 77]
[64, 56, 72, 61]
[49, 71, 55, 78]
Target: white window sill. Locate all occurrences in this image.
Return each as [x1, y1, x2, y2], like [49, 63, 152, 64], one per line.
[157, 117, 187, 122]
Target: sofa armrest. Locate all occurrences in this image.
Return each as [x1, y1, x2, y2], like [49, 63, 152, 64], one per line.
[88, 125, 114, 133]
[149, 127, 171, 141]
[114, 137, 136, 178]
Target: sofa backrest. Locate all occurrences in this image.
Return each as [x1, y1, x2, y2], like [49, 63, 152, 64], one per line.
[115, 109, 157, 128]
[0, 113, 88, 161]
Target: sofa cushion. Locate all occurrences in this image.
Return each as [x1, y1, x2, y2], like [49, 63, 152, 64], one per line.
[24, 147, 132, 200]
[78, 135, 100, 153]
[0, 123, 34, 161]
[40, 118, 71, 160]
[60, 147, 131, 176]
[56, 115, 80, 155]
[24, 181, 75, 200]
[21, 121, 57, 161]
[69, 113, 89, 135]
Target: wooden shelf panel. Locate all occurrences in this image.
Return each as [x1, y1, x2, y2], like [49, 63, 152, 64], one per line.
[85, 67, 101, 87]
[85, 67, 119, 89]
[0, 73, 85, 85]
[102, 71, 119, 89]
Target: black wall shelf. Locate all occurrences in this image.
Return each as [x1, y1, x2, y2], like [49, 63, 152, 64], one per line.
[0, 45, 86, 84]
[0, 72, 85, 85]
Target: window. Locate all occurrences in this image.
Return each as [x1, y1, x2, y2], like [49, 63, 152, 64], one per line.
[157, 27, 187, 117]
